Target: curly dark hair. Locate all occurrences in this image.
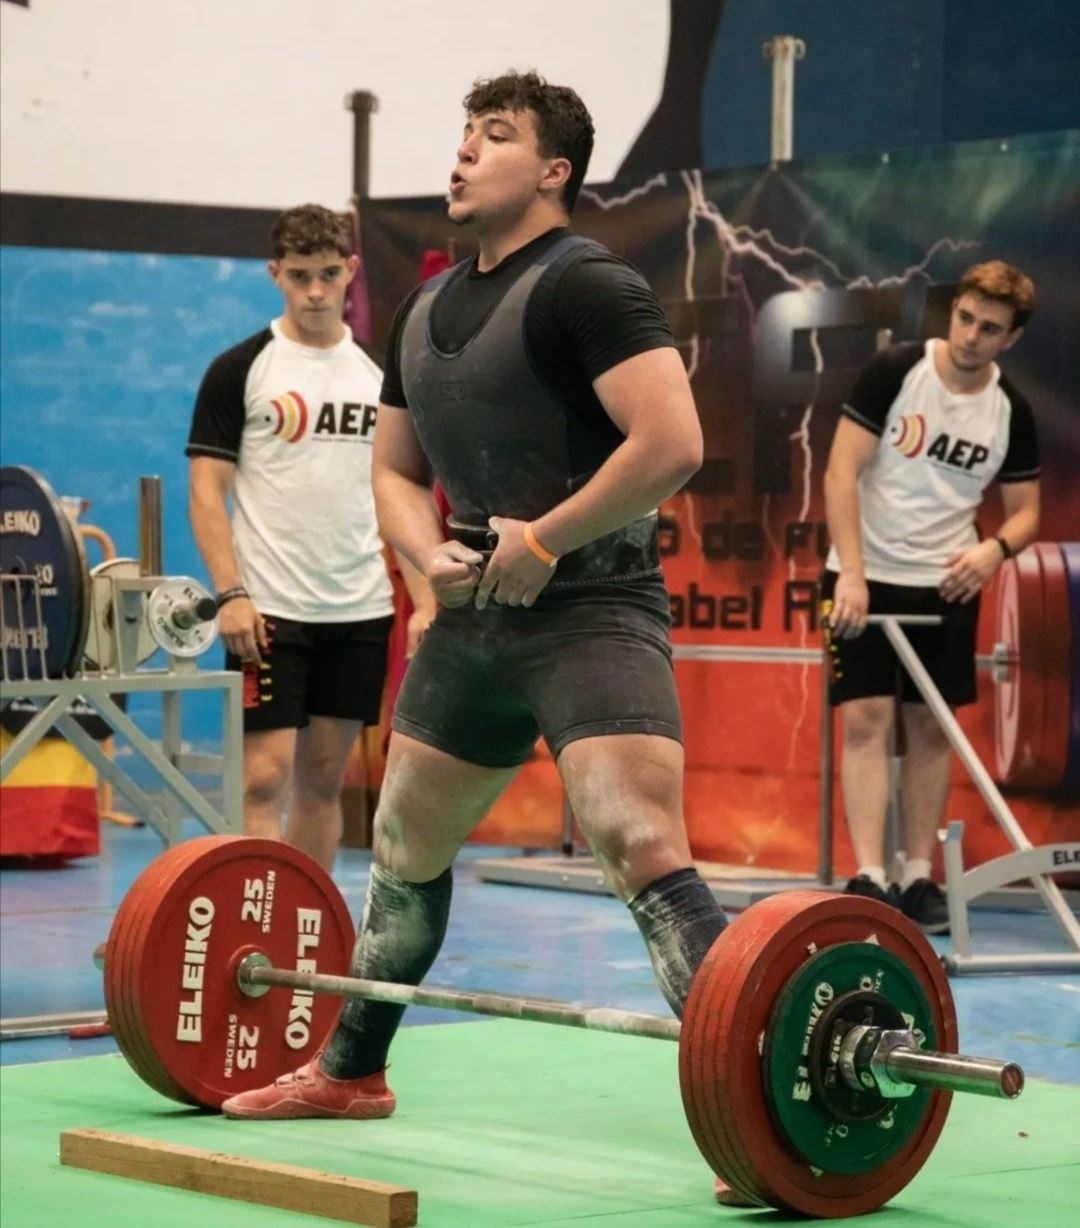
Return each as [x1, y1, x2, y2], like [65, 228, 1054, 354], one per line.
[463, 70, 595, 213]
[270, 204, 352, 259]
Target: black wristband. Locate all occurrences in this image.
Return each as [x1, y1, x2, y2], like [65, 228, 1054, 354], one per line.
[994, 535, 1013, 561]
[215, 586, 250, 611]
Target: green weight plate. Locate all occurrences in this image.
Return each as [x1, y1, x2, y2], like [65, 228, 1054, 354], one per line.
[763, 942, 936, 1174]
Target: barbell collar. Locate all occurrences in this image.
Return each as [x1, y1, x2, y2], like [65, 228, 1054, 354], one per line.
[169, 596, 218, 630]
[837, 1024, 1023, 1099]
[239, 957, 683, 1041]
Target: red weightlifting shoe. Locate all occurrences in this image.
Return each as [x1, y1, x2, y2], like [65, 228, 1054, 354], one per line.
[221, 1052, 396, 1121]
[714, 1176, 759, 1207]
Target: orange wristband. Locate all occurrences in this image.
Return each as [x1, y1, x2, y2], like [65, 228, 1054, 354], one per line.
[523, 522, 558, 568]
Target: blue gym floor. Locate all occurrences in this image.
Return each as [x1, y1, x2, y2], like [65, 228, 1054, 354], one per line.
[1, 821, 1078, 1086]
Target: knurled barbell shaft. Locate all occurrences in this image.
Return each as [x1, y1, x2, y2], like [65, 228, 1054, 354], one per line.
[242, 960, 682, 1041]
[239, 958, 1019, 1097]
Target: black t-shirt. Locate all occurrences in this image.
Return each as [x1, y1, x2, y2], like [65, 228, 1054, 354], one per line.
[380, 227, 675, 455]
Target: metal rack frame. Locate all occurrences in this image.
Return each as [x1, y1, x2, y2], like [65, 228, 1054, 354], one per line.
[0, 663, 242, 845]
[1, 477, 242, 844]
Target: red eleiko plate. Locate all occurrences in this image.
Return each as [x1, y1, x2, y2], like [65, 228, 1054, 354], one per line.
[107, 836, 355, 1108]
[118, 838, 224, 1100]
[679, 891, 956, 1218]
[107, 838, 240, 1101]
[994, 550, 1047, 785]
[1033, 543, 1072, 787]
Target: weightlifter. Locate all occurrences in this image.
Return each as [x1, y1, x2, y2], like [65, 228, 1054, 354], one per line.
[823, 261, 1041, 932]
[222, 72, 730, 1120]
[186, 204, 434, 875]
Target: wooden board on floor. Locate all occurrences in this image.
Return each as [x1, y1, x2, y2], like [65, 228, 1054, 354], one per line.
[59, 1128, 417, 1228]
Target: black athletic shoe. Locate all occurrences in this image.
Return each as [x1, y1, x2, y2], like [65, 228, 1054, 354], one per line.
[843, 874, 900, 907]
[899, 878, 950, 934]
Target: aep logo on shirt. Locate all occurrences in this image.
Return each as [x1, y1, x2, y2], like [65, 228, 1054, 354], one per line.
[925, 433, 990, 472]
[268, 394, 377, 444]
[312, 402, 377, 439]
[888, 412, 993, 473]
[270, 391, 310, 443]
[889, 412, 927, 458]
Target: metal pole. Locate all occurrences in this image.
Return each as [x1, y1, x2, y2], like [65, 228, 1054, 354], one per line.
[245, 962, 682, 1042]
[941, 821, 973, 960]
[817, 644, 835, 885]
[560, 794, 576, 858]
[220, 675, 244, 834]
[762, 35, 806, 162]
[345, 90, 379, 201]
[944, 952, 1080, 974]
[672, 641, 1000, 669]
[138, 477, 163, 577]
[881, 617, 1033, 854]
[883, 1048, 1023, 1099]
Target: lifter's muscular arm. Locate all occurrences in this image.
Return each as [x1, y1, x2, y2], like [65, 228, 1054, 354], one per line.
[188, 456, 267, 660]
[823, 418, 878, 638]
[372, 405, 485, 609]
[477, 346, 702, 608]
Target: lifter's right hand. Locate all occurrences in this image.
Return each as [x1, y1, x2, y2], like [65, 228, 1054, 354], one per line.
[426, 541, 484, 608]
[218, 597, 268, 663]
[829, 570, 869, 639]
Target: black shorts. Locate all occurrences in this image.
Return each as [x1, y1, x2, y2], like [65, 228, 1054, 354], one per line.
[820, 571, 979, 708]
[227, 614, 393, 734]
[392, 582, 683, 768]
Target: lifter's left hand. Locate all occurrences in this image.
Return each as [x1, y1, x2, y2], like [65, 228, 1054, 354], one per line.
[475, 516, 557, 610]
[939, 539, 1003, 603]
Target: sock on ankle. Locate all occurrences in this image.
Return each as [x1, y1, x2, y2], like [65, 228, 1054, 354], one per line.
[321, 863, 452, 1080]
[628, 868, 728, 1017]
[902, 858, 932, 890]
[856, 865, 888, 890]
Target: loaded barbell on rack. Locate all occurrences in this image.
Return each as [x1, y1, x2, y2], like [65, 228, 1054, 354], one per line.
[98, 835, 1023, 1218]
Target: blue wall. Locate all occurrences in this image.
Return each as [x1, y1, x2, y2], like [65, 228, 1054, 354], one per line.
[1, 247, 277, 576]
[702, 0, 1079, 169]
[1, 247, 279, 744]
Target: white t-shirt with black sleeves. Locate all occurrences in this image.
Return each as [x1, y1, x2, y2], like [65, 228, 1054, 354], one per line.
[825, 339, 1040, 587]
[186, 319, 393, 622]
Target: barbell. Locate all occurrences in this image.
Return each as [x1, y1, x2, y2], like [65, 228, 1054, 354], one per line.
[99, 835, 1023, 1218]
[4, 463, 1076, 787]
